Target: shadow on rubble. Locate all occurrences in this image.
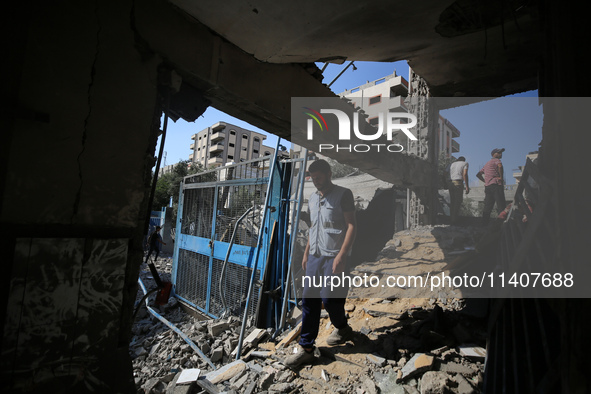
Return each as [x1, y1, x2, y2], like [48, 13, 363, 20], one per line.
[322, 304, 485, 362]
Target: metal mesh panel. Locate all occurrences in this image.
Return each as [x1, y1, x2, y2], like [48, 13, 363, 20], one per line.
[184, 157, 271, 184]
[215, 183, 267, 246]
[181, 187, 215, 236]
[175, 249, 209, 311]
[209, 258, 260, 318]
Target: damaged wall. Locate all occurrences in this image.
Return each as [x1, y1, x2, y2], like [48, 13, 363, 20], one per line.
[0, 0, 164, 391]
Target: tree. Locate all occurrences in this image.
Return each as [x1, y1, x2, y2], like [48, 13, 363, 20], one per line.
[152, 159, 207, 211]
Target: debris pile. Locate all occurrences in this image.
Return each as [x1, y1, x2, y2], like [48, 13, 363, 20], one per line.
[132, 223, 489, 393]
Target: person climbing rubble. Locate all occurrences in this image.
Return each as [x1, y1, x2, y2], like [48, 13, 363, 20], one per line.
[284, 159, 357, 368]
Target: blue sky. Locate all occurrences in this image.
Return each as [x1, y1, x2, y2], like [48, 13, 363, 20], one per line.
[159, 60, 542, 185]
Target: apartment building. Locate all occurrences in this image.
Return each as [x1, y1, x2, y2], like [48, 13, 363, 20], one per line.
[189, 122, 275, 168]
[339, 71, 461, 158]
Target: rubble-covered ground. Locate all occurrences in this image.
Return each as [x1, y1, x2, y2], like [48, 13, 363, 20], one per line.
[132, 224, 490, 393]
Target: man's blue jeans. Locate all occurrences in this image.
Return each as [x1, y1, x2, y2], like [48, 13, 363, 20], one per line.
[299, 254, 349, 348]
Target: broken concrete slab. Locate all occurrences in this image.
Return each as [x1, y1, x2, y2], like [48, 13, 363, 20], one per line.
[399, 353, 434, 382]
[268, 382, 296, 393]
[458, 345, 486, 362]
[208, 321, 230, 337]
[363, 377, 378, 394]
[366, 353, 387, 367]
[438, 361, 476, 376]
[419, 371, 449, 394]
[210, 347, 223, 363]
[230, 372, 249, 391]
[453, 373, 477, 394]
[203, 360, 247, 384]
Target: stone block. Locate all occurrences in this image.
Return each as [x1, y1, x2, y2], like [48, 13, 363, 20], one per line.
[203, 360, 247, 384]
[209, 321, 230, 337]
[419, 371, 449, 394]
[367, 353, 387, 367]
[210, 347, 224, 363]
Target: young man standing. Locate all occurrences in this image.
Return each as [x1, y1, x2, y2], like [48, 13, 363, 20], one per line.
[477, 148, 506, 225]
[449, 156, 470, 225]
[285, 159, 357, 368]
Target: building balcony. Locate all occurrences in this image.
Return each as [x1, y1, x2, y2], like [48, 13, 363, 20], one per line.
[451, 139, 460, 153]
[210, 143, 225, 153]
[190, 143, 195, 150]
[211, 122, 226, 131]
[388, 96, 408, 111]
[208, 156, 224, 165]
[210, 131, 225, 142]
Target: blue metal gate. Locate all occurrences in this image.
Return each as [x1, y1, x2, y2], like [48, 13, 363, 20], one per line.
[172, 156, 278, 319]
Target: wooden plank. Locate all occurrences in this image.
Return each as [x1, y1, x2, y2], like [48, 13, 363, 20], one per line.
[275, 322, 302, 350]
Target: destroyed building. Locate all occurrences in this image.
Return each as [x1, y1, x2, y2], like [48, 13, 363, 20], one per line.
[1, 0, 590, 392]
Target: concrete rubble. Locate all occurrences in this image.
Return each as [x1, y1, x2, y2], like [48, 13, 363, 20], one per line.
[132, 225, 487, 393]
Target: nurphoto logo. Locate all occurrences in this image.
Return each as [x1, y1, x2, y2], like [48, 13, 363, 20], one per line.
[303, 107, 417, 153]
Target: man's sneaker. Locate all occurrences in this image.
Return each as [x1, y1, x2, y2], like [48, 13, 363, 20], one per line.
[326, 325, 354, 346]
[284, 346, 317, 368]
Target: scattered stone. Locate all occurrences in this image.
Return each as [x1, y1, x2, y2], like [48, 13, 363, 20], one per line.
[203, 360, 246, 384]
[419, 371, 449, 394]
[367, 354, 387, 367]
[360, 326, 372, 335]
[439, 361, 476, 376]
[458, 345, 486, 362]
[268, 382, 296, 393]
[345, 304, 356, 312]
[210, 347, 223, 363]
[399, 353, 434, 382]
[209, 321, 230, 337]
[453, 373, 477, 394]
[363, 377, 378, 394]
[258, 369, 275, 391]
[230, 372, 249, 391]
[250, 350, 272, 358]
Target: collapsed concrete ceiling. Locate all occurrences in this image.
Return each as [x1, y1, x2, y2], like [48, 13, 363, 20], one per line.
[169, 0, 540, 97]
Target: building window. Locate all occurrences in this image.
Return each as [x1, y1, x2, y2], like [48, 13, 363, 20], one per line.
[242, 147, 247, 151]
[369, 95, 381, 105]
[242, 135, 248, 139]
[264, 151, 271, 156]
[253, 149, 259, 153]
[228, 155, 234, 159]
[254, 137, 260, 142]
[368, 116, 379, 126]
[230, 130, 236, 135]
[229, 143, 235, 147]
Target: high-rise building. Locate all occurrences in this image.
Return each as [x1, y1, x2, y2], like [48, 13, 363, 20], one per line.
[189, 121, 276, 168]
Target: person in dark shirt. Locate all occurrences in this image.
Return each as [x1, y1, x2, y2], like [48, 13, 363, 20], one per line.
[144, 226, 166, 264]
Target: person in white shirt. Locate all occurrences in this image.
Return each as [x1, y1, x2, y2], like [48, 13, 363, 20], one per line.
[449, 156, 470, 225]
